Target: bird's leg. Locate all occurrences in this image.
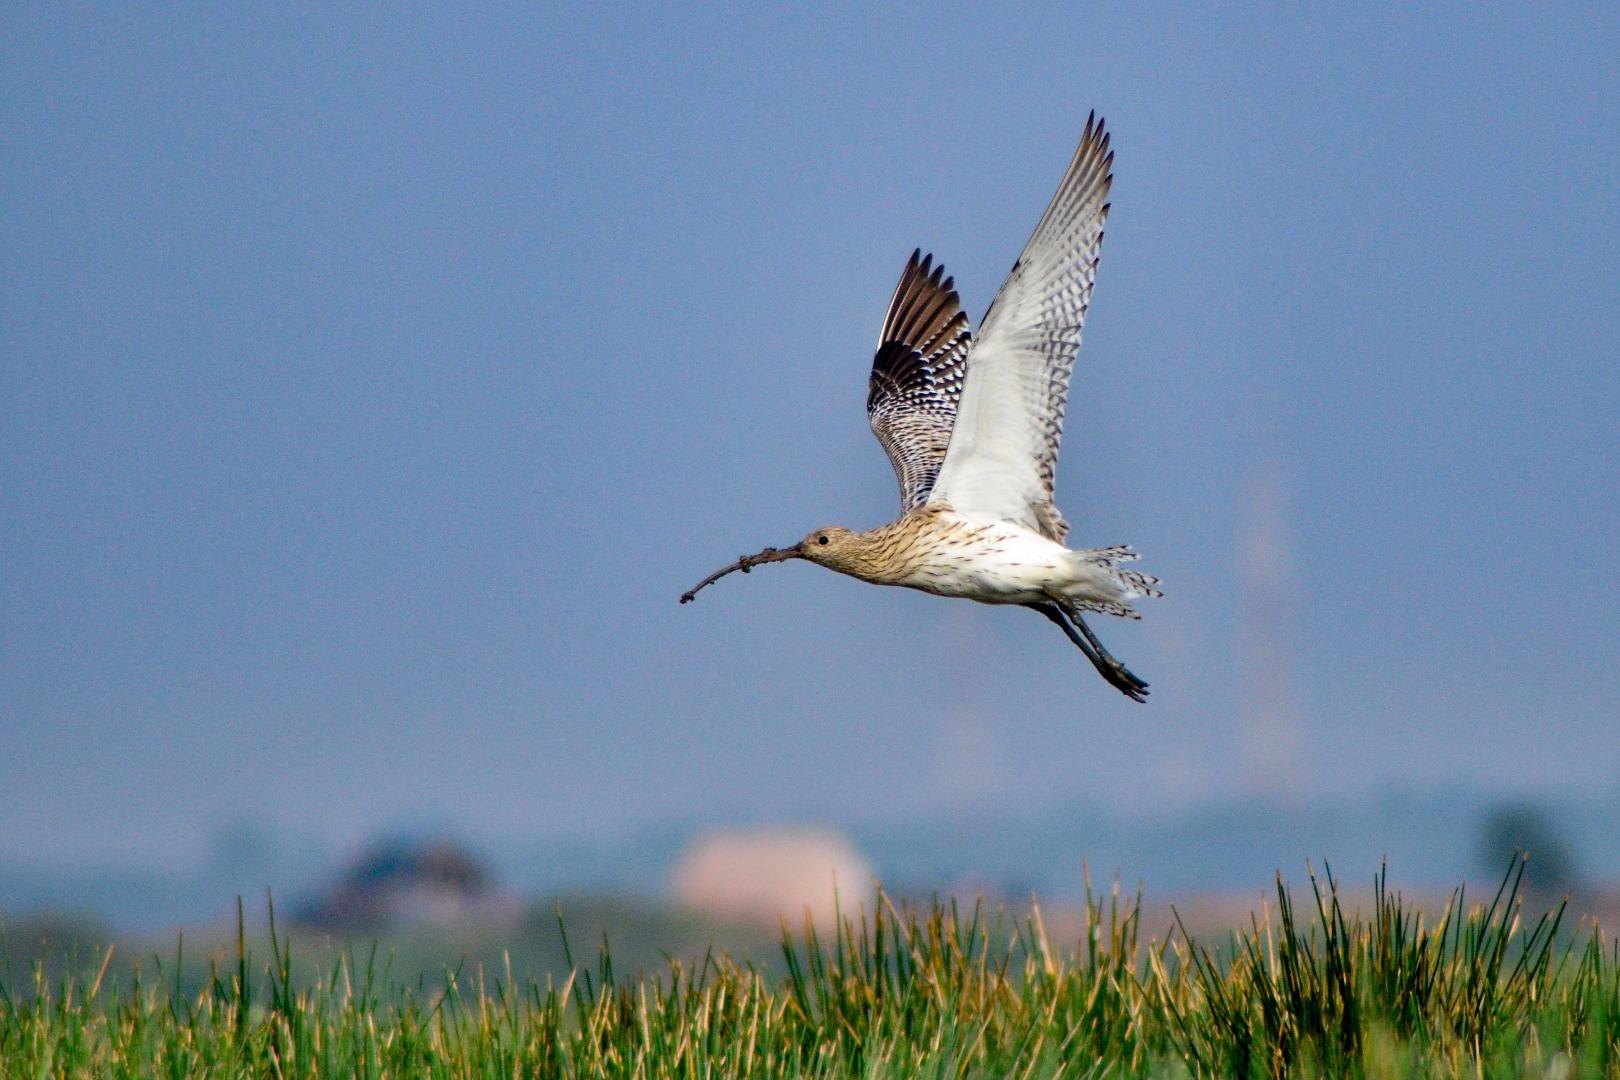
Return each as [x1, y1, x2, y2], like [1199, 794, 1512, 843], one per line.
[1026, 603, 1149, 703]
[1068, 609, 1150, 698]
[1028, 603, 1103, 666]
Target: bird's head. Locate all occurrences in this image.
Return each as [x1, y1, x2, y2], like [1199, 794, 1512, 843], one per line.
[678, 525, 865, 603]
[796, 525, 862, 571]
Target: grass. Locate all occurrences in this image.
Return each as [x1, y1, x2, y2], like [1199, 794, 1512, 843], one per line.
[0, 862, 1615, 1078]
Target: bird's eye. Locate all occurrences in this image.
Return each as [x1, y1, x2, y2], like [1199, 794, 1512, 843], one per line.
[817, 535, 829, 545]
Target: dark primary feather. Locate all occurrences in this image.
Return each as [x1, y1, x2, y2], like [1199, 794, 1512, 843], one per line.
[867, 250, 973, 509]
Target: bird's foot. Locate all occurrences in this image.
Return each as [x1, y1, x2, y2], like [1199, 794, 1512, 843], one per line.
[1100, 655, 1149, 702]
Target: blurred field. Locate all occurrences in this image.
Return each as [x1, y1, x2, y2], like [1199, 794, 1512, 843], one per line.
[1, 894, 781, 1006]
[2, 865, 1617, 1077]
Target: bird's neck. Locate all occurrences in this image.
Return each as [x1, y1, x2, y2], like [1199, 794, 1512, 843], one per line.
[834, 509, 945, 584]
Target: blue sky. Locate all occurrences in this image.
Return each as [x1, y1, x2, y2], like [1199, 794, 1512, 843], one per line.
[4, 6, 1618, 871]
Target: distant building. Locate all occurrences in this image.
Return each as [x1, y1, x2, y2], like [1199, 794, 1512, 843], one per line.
[296, 837, 517, 928]
[670, 825, 874, 929]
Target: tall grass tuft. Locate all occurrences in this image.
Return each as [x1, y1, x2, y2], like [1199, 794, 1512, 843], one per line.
[1, 863, 1615, 1077]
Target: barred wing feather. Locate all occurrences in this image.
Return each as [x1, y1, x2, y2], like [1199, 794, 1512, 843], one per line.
[928, 113, 1113, 542]
[866, 250, 973, 509]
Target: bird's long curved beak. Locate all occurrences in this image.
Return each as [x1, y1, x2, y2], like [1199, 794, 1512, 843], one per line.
[679, 544, 803, 604]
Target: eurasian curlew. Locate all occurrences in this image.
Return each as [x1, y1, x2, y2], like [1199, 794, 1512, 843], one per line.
[681, 114, 1159, 701]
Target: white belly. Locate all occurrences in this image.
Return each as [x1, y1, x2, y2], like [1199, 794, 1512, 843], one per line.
[896, 517, 1103, 605]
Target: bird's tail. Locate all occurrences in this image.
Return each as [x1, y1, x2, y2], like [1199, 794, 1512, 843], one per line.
[1071, 546, 1162, 619]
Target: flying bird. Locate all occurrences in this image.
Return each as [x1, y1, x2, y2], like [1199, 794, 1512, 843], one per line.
[680, 114, 1159, 700]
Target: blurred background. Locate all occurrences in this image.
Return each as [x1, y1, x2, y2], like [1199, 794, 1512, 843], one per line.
[3, 6, 1617, 977]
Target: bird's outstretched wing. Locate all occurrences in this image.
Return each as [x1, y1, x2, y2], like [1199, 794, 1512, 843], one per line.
[928, 113, 1113, 542]
[866, 250, 973, 509]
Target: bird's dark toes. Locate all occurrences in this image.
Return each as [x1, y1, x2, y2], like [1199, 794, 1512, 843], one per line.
[1104, 660, 1149, 700]
[1113, 660, 1148, 689]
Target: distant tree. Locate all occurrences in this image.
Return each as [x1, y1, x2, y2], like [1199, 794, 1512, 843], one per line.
[1475, 802, 1580, 900]
[294, 836, 511, 929]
